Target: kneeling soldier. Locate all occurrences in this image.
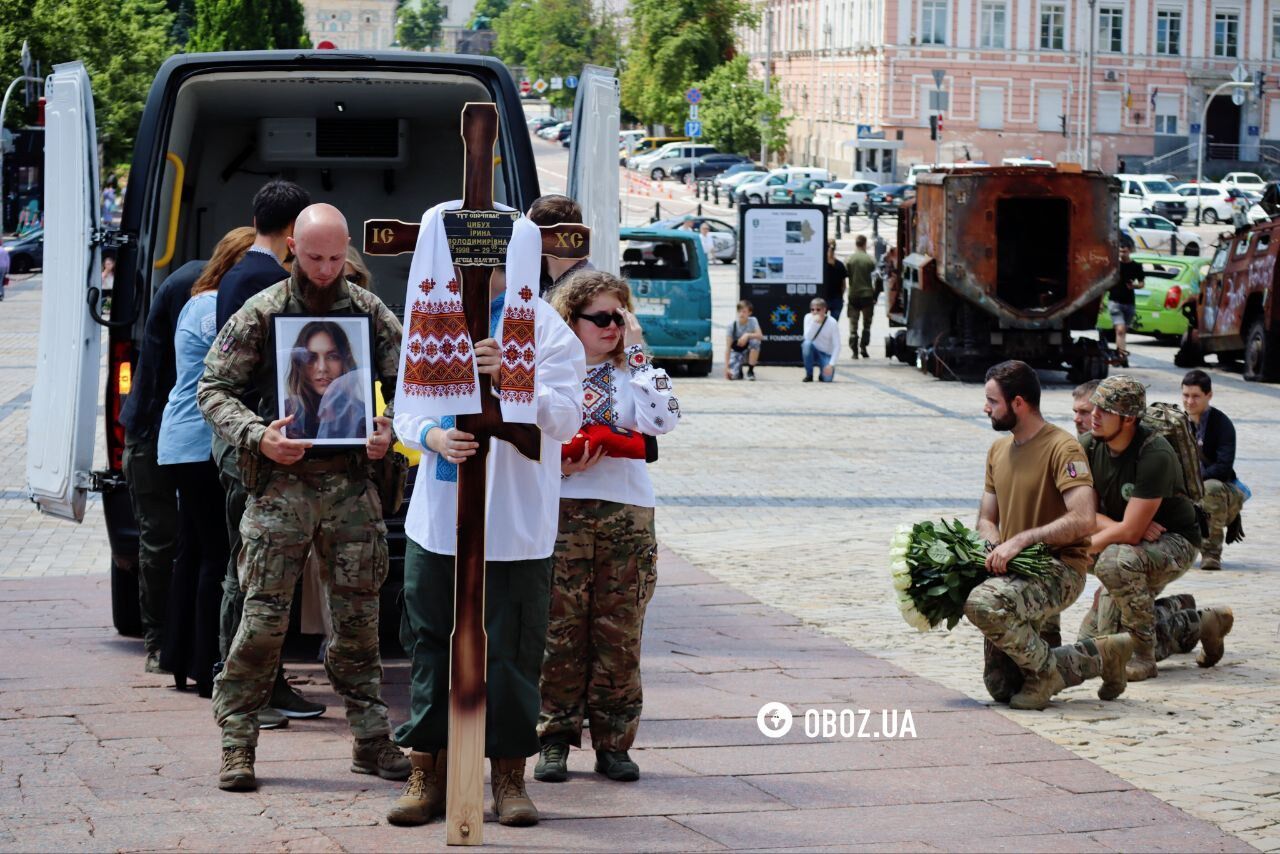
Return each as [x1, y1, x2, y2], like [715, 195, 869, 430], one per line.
[1078, 376, 1233, 681]
[967, 361, 1133, 711]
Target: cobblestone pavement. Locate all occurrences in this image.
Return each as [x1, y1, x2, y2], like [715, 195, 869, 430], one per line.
[647, 260, 1280, 852]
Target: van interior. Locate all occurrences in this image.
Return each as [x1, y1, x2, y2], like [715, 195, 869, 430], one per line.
[146, 69, 522, 313]
[620, 238, 698, 280]
[996, 197, 1069, 310]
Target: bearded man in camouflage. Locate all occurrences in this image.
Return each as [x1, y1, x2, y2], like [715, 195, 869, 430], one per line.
[1077, 375, 1233, 682]
[199, 204, 409, 791]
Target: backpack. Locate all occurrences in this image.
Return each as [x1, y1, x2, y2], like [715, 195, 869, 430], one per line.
[1140, 402, 1205, 503]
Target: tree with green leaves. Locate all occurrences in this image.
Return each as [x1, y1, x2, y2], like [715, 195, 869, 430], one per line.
[469, 0, 509, 29]
[267, 0, 311, 49]
[186, 0, 270, 51]
[694, 55, 788, 157]
[621, 0, 754, 131]
[0, 0, 175, 166]
[397, 0, 444, 50]
[493, 0, 617, 109]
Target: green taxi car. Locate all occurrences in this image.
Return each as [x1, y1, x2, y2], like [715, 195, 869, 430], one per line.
[619, 227, 713, 375]
[767, 178, 830, 204]
[1096, 253, 1210, 341]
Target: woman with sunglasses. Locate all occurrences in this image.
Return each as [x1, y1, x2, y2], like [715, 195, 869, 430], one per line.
[536, 271, 680, 785]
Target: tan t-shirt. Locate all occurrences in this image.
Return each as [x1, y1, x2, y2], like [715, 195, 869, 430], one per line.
[984, 422, 1093, 574]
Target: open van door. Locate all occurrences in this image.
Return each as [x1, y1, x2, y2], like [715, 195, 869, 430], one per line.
[26, 62, 102, 522]
[567, 64, 621, 275]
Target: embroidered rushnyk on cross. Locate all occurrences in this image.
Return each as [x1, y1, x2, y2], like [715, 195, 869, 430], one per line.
[375, 102, 589, 847]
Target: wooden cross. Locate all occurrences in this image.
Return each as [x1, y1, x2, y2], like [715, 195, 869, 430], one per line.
[364, 102, 589, 846]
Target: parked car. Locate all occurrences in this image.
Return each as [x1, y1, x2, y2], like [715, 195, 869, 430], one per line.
[553, 123, 572, 142]
[865, 183, 915, 216]
[1095, 254, 1210, 341]
[635, 143, 718, 180]
[813, 179, 878, 213]
[716, 168, 767, 191]
[1221, 171, 1267, 192]
[671, 153, 752, 184]
[622, 136, 689, 166]
[767, 178, 830, 204]
[618, 227, 713, 375]
[1175, 183, 1267, 224]
[1117, 174, 1188, 223]
[528, 116, 559, 131]
[650, 215, 737, 263]
[733, 167, 834, 204]
[1119, 213, 1201, 255]
[5, 227, 43, 273]
[714, 162, 764, 186]
[537, 121, 568, 139]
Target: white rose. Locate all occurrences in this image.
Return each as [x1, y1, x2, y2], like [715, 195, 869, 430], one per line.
[896, 524, 914, 536]
[889, 546, 908, 559]
[908, 610, 933, 632]
[892, 573, 911, 591]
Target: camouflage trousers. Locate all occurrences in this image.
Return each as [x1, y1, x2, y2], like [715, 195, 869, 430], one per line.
[967, 559, 1108, 698]
[538, 499, 658, 752]
[1200, 479, 1245, 562]
[212, 462, 390, 748]
[1079, 533, 1198, 654]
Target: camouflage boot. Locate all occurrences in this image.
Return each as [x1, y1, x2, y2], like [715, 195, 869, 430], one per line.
[1095, 633, 1133, 701]
[491, 757, 539, 826]
[386, 750, 446, 826]
[1197, 607, 1234, 668]
[1009, 666, 1066, 711]
[1126, 637, 1159, 682]
[218, 746, 257, 791]
[352, 735, 412, 781]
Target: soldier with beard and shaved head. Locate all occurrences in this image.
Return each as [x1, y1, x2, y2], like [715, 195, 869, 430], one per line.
[199, 203, 410, 792]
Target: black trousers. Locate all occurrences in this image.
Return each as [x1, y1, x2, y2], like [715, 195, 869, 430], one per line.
[159, 458, 229, 697]
[393, 540, 551, 758]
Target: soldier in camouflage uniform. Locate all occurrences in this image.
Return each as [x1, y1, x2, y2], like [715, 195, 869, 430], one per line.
[968, 361, 1132, 711]
[536, 272, 679, 781]
[198, 204, 410, 792]
[1078, 376, 1233, 682]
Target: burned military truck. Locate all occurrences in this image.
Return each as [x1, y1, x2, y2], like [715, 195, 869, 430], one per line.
[884, 166, 1117, 382]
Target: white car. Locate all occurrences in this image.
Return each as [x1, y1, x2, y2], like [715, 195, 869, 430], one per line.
[1174, 183, 1268, 224]
[538, 121, 569, 139]
[734, 167, 834, 203]
[1221, 171, 1267, 192]
[715, 169, 766, 190]
[813, 179, 879, 213]
[1120, 214, 1202, 256]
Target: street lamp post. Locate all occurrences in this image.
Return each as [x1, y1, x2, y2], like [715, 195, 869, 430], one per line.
[1083, 0, 1096, 170]
[761, 8, 773, 167]
[1196, 80, 1253, 225]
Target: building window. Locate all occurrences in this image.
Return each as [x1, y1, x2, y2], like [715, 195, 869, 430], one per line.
[980, 2, 1006, 49]
[1214, 12, 1240, 58]
[1272, 14, 1280, 60]
[1156, 9, 1181, 55]
[1098, 7, 1123, 53]
[1154, 94, 1179, 135]
[979, 87, 1004, 130]
[921, 0, 948, 45]
[1039, 3, 1065, 50]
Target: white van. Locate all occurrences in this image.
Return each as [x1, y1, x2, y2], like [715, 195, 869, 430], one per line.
[633, 142, 718, 180]
[733, 166, 834, 203]
[29, 52, 617, 634]
[1116, 174, 1189, 223]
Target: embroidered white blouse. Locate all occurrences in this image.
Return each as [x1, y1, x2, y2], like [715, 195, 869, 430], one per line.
[560, 344, 680, 509]
[393, 299, 586, 561]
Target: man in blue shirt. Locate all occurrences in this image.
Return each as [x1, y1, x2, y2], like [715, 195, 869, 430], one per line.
[211, 180, 317, 721]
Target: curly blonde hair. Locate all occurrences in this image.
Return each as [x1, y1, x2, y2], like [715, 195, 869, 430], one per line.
[549, 270, 635, 365]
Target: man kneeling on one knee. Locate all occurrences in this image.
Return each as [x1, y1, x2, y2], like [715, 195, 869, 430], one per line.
[966, 361, 1133, 711]
[1077, 376, 1233, 682]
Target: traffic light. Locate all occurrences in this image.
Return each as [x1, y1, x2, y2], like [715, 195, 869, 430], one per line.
[1255, 70, 1266, 100]
[929, 114, 938, 140]
[1060, 113, 1067, 137]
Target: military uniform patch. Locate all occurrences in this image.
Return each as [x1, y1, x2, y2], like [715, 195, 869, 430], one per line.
[1066, 460, 1088, 478]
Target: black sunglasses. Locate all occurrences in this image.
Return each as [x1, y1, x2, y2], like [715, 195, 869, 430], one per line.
[574, 311, 625, 328]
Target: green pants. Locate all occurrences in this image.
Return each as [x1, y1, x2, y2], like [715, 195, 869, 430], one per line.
[394, 541, 550, 759]
[212, 464, 390, 748]
[1200, 479, 1245, 562]
[538, 500, 658, 752]
[1080, 533, 1198, 652]
[122, 433, 178, 653]
[212, 435, 248, 660]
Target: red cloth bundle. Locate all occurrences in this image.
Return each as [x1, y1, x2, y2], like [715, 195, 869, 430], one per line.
[561, 424, 648, 461]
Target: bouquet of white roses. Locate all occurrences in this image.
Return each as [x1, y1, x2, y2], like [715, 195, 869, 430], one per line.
[889, 519, 1054, 632]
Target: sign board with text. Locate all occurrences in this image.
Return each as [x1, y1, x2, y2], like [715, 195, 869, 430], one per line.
[737, 204, 828, 365]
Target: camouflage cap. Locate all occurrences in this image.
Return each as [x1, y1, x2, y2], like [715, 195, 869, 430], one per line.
[1090, 375, 1146, 418]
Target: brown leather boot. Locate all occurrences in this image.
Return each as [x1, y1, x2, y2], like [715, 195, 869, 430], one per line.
[491, 757, 539, 826]
[218, 746, 257, 791]
[1197, 607, 1234, 668]
[1009, 667, 1065, 711]
[386, 750, 446, 826]
[1125, 637, 1158, 682]
[1095, 633, 1133, 701]
[352, 735, 411, 781]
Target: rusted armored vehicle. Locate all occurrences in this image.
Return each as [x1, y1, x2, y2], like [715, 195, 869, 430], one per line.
[885, 166, 1117, 381]
[1176, 219, 1280, 382]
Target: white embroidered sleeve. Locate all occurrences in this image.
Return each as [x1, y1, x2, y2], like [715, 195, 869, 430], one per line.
[625, 345, 680, 435]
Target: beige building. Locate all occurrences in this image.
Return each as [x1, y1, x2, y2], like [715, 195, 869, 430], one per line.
[303, 0, 398, 50]
[739, 0, 1280, 179]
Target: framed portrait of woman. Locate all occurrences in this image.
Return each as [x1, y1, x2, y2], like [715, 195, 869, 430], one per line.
[271, 314, 375, 445]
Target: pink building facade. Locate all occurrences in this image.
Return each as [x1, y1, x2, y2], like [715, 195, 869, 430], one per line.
[739, 0, 1280, 178]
